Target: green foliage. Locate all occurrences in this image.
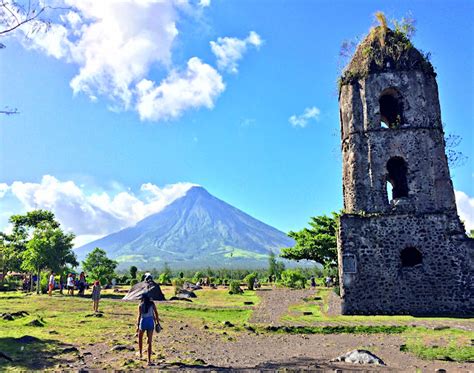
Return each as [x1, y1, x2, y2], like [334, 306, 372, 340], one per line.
[129, 278, 138, 286]
[172, 277, 185, 294]
[129, 265, 137, 279]
[281, 213, 339, 268]
[244, 272, 257, 290]
[192, 271, 204, 283]
[82, 248, 117, 283]
[391, 13, 416, 39]
[268, 251, 285, 280]
[280, 269, 306, 289]
[21, 220, 77, 293]
[158, 272, 171, 285]
[1, 210, 63, 278]
[228, 280, 243, 295]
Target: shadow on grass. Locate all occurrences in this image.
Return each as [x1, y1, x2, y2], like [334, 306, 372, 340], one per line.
[159, 356, 368, 371]
[0, 336, 74, 370]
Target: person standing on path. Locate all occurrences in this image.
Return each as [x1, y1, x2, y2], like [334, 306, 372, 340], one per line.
[136, 293, 160, 365]
[48, 271, 55, 297]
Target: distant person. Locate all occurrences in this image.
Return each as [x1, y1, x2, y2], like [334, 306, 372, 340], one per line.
[78, 272, 86, 296]
[325, 276, 332, 287]
[310, 275, 316, 288]
[67, 274, 75, 295]
[136, 293, 160, 365]
[91, 280, 101, 312]
[48, 271, 55, 297]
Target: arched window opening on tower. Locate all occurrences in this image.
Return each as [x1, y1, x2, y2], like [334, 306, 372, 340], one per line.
[379, 88, 403, 128]
[386, 156, 409, 200]
[401, 247, 422, 267]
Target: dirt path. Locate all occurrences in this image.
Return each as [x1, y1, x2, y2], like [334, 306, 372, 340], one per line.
[65, 322, 473, 372]
[249, 287, 316, 324]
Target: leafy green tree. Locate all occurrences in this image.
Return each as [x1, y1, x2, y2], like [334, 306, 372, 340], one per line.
[268, 251, 285, 280]
[129, 265, 138, 279]
[0, 210, 59, 280]
[82, 248, 117, 283]
[21, 221, 77, 293]
[281, 213, 339, 268]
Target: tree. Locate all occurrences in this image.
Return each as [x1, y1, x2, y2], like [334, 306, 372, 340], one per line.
[268, 251, 285, 280]
[82, 248, 117, 284]
[21, 221, 77, 293]
[129, 265, 137, 279]
[280, 212, 339, 269]
[0, 210, 60, 282]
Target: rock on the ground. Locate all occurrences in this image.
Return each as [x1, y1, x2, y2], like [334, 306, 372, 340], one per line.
[61, 347, 79, 354]
[17, 335, 41, 343]
[111, 345, 135, 352]
[331, 349, 385, 365]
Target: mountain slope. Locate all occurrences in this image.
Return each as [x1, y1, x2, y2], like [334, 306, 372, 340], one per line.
[76, 186, 295, 268]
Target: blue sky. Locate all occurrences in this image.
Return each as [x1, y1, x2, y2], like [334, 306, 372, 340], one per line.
[0, 0, 473, 246]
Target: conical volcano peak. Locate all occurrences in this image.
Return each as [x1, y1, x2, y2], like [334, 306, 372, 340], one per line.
[76, 186, 295, 268]
[339, 25, 435, 88]
[185, 185, 210, 197]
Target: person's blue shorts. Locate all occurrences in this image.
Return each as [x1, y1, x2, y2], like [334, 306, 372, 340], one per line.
[139, 316, 154, 331]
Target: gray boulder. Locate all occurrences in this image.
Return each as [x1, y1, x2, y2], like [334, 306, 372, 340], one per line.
[331, 349, 385, 365]
[122, 280, 165, 301]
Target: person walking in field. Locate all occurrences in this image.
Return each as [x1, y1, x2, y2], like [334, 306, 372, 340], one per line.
[136, 293, 160, 365]
[91, 280, 101, 312]
[48, 271, 55, 297]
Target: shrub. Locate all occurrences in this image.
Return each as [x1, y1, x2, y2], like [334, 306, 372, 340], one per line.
[129, 279, 139, 286]
[244, 273, 257, 290]
[280, 269, 306, 289]
[158, 272, 171, 285]
[228, 280, 243, 295]
[192, 271, 204, 283]
[120, 275, 129, 285]
[172, 278, 185, 294]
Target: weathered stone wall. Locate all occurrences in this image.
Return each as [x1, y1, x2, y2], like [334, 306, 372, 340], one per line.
[338, 213, 474, 315]
[340, 71, 454, 214]
[338, 56, 473, 316]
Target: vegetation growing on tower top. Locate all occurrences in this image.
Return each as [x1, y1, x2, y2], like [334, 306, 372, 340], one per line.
[339, 12, 435, 90]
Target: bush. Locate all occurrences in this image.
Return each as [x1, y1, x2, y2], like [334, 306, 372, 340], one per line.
[129, 279, 139, 286]
[228, 280, 243, 295]
[119, 275, 129, 285]
[244, 273, 257, 290]
[172, 278, 185, 294]
[192, 271, 204, 283]
[280, 269, 306, 289]
[158, 272, 171, 285]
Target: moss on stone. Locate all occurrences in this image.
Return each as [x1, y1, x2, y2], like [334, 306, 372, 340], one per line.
[339, 26, 435, 90]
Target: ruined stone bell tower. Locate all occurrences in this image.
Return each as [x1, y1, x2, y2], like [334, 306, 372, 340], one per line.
[337, 25, 473, 315]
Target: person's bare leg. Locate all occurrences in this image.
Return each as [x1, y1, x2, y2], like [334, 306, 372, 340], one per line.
[146, 330, 153, 364]
[138, 330, 144, 359]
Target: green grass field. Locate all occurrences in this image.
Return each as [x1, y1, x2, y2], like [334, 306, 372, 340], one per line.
[0, 286, 472, 370]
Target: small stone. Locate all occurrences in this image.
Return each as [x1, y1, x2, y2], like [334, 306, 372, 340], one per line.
[61, 347, 79, 354]
[111, 345, 135, 352]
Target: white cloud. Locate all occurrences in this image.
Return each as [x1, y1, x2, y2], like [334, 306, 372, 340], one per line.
[455, 190, 474, 232]
[210, 31, 262, 73]
[136, 57, 225, 121]
[289, 106, 321, 128]
[12, 0, 230, 120]
[4, 175, 197, 245]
